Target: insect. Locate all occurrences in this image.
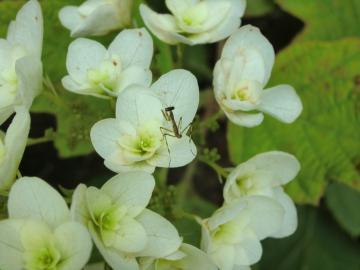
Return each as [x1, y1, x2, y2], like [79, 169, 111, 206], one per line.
[160, 106, 193, 139]
[160, 106, 195, 165]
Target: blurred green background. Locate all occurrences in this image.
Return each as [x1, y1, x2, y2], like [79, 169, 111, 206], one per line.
[0, 0, 360, 269]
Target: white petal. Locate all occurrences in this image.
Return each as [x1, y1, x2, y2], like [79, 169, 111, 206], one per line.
[0, 108, 30, 192]
[233, 230, 262, 266]
[115, 66, 152, 94]
[0, 219, 25, 270]
[0, 107, 14, 126]
[90, 118, 133, 160]
[70, 184, 91, 225]
[151, 69, 199, 129]
[210, 244, 235, 270]
[202, 0, 246, 43]
[222, 25, 274, 85]
[224, 110, 264, 127]
[108, 28, 153, 69]
[108, 217, 147, 253]
[55, 222, 93, 270]
[135, 209, 182, 257]
[207, 200, 247, 230]
[88, 223, 139, 270]
[105, 159, 156, 174]
[70, 3, 121, 37]
[61, 75, 104, 98]
[7, 0, 43, 58]
[59, 6, 83, 32]
[0, 40, 13, 71]
[149, 135, 197, 168]
[101, 172, 155, 217]
[165, 0, 197, 17]
[66, 38, 107, 83]
[15, 55, 43, 109]
[177, 243, 218, 270]
[246, 151, 301, 186]
[140, 5, 190, 45]
[271, 187, 298, 238]
[8, 177, 70, 228]
[116, 85, 163, 126]
[257, 84, 303, 123]
[245, 196, 284, 240]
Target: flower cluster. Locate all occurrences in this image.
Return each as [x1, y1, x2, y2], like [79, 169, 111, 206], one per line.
[0, 0, 303, 269]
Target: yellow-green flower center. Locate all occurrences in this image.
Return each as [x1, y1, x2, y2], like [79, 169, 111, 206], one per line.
[25, 245, 61, 270]
[181, 2, 208, 27]
[87, 55, 121, 93]
[236, 175, 254, 195]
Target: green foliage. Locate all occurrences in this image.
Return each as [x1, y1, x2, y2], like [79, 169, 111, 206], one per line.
[245, 0, 276, 17]
[276, 0, 360, 41]
[326, 183, 360, 237]
[227, 39, 360, 204]
[255, 206, 360, 270]
[32, 89, 112, 157]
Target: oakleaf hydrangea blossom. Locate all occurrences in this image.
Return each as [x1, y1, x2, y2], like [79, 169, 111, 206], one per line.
[140, 0, 246, 45]
[91, 69, 198, 173]
[140, 243, 217, 270]
[223, 151, 300, 238]
[62, 28, 153, 98]
[0, 177, 92, 270]
[213, 25, 302, 127]
[200, 196, 284, 270]
[0, 108, 30, 193]
[0, 0, 43, 124]
[59, 0, 133, 37]
[71, 172, 182, 269]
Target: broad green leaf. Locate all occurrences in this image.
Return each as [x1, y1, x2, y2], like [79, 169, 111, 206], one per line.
[276, 0, 360, 41]
[325, 182, 360, 237]
[32, 90, 113, 157]
[246, 0, 276, 17]
[227, 39, 360, 204]
[254, 207, 360, 270]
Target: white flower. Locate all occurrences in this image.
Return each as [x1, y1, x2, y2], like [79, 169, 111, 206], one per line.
[140, 0, 246, 45]
[0, 0, 43, 124]
[200, 196, 284, 270]
[0, 107, 30, 193]
[213, 25, 303, 127]
[223, 151, 300, 238]
[71, 172, 182, 270]
[0, 177, 92, 270]
[140, 243, 217, 270]
[59, 0, 133, 37]
[91, 69, 199, 173]
[62, 28, 153, 99]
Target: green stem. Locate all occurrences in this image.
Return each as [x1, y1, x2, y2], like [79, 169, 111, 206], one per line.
[176, 44, 185, 68]
[27, 136, 53, 146]
[177, 161, 197, 203]
[154, 168, 169, 188]
[198, 155, 229, 180]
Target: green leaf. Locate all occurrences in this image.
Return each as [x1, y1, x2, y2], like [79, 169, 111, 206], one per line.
[254, 207, 360, 270]
[245, 0, 276, 17]
[227, 39, 360, 204]
[325, 182, 360, 237]
[276, 0, 360, 41]
[32, 90, 113, 157]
